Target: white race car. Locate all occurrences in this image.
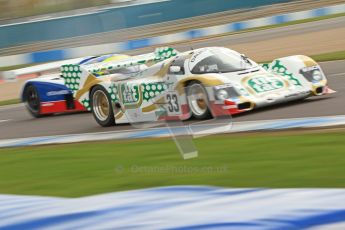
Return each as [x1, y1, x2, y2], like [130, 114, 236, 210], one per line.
[59, 46, 329, 126]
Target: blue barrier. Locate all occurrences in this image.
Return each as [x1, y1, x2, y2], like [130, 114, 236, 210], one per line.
[0, 186, 345, 229]
[0, 0, 292, 49]
[0, 3, 344, 68]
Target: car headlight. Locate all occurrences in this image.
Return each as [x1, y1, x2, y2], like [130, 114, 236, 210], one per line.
[216, 89, 229, 100]
[300, 66, 324, 82]
[312, 70, 323, 81]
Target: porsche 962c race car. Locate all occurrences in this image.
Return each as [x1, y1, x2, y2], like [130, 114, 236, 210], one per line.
[21, 47, 329, 126]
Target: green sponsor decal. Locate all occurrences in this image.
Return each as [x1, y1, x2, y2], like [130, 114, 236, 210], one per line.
[120, 83, 140, 105]
[271, 60, 302, 86]
[247, 76, 284, 93]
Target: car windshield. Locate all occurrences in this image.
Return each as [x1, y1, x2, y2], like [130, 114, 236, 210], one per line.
[93, 64, 147, 77]
[111, 65, 145, 75]
[190, 50, 254, 74]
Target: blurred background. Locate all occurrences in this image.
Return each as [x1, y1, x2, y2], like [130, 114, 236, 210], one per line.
[2, 0, 341, 52]
[0, 0, 127, 21]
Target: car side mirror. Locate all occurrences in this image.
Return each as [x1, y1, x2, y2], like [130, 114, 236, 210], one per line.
[169, 66, 181, 73]
[241, 54, 251, 64]
[241, 54, 248, 59]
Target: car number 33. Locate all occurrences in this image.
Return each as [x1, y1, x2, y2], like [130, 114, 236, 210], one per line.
[165, 93, 181, 115]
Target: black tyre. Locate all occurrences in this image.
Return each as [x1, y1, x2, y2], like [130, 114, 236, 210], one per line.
[90, 85, 115, 127]
[186, 81, 212, 120]
[23, 84, 42, 118]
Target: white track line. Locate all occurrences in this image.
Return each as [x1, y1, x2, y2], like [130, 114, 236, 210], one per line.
[0, 103, 23, 111]
[1, 115, 345, 148]
[328, 72, 345, 77]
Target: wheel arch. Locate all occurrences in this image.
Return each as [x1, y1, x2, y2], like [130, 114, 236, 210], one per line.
[176, 75, 224, 98]
[88, 82, 113, 103]
[21, 82, 31, 102]
[73, 78, 112, 111]
[183, 79, 201, 87]
[21, 82, 38, 102]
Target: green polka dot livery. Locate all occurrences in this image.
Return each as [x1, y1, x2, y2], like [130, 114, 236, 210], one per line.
[154, 47, 178, 61]
[61, 64, 82, 92]
[81, 98, 91, 110]
[108, 84, 119, 103]
[142, 82, 167, 101]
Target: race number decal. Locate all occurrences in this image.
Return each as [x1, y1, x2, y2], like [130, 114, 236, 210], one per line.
[165, 93, 181, 115]
[247, 76, 284, 94]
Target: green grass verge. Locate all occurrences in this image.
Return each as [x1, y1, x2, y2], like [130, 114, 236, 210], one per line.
[260, 50, 345, 64]
[0, 63, 36, 72]
[228, 12, 345, 36]
[0, 99, 20, 106]
[311, 50, 345, 62]
[0, 131, 345, 197]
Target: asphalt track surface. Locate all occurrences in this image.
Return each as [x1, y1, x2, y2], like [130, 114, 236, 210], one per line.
[0, 19, 345, 140]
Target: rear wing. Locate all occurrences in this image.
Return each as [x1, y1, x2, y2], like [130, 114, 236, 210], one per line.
[0, 57, 86, 82]
[61, 47, 178, 93]
[84, 47, 178, 74]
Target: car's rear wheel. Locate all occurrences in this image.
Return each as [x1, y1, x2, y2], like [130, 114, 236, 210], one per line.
[186, 81, 212, 119]
[91, 85, 115, 127]
[23, 85, 42, 118]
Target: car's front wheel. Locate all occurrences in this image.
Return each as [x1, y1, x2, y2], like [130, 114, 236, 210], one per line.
[90, 85, 115, 127]
[186, 81, 212, 120]
[23, 84, 42, 118]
